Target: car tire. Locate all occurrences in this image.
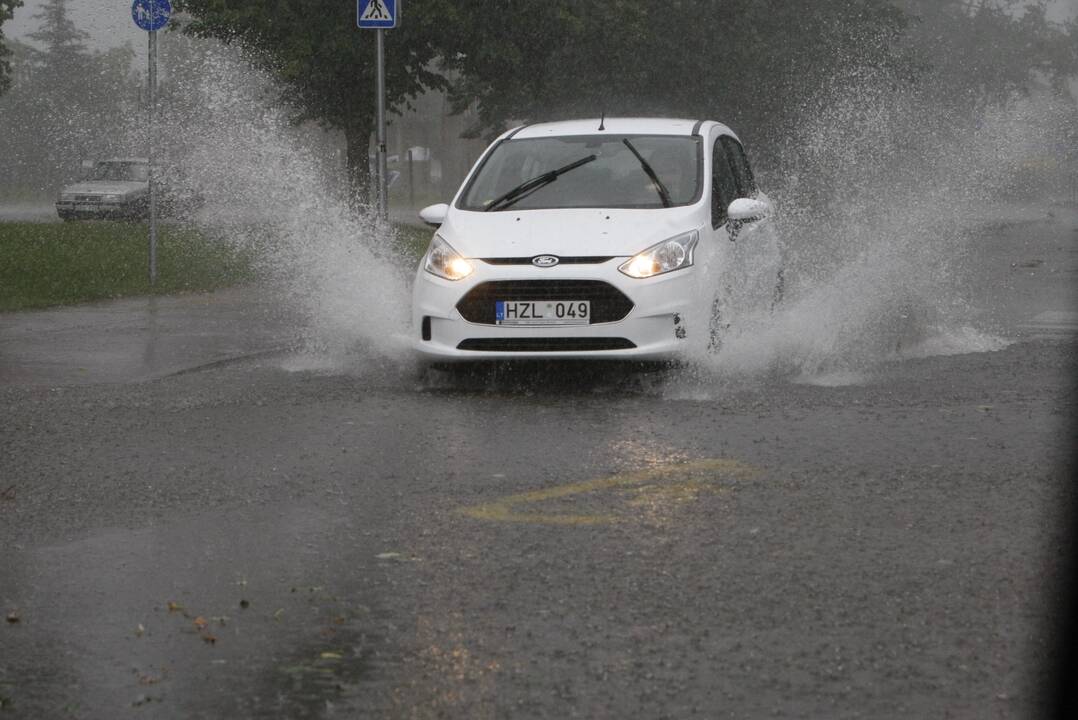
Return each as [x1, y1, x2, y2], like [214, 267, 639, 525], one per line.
[707, 296, 727, 353]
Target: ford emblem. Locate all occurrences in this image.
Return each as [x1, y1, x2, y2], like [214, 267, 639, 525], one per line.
[532, 255, 560, 268]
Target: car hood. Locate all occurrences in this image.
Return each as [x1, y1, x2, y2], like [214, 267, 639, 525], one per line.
[61, 181, 147, 195]
[439, 206, 705, 258]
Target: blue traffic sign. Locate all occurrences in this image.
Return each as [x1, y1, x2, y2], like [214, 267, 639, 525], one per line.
[358, 0, 397, 29]
[131, 0, 171, 32]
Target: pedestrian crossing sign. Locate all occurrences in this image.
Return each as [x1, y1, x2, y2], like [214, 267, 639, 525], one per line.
[358, 0, 397, 28]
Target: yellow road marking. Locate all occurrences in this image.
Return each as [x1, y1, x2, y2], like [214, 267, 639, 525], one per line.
[459, 458, 758, 526]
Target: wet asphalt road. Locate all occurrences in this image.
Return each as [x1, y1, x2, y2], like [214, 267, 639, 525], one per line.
[1, 208, 1077, 719]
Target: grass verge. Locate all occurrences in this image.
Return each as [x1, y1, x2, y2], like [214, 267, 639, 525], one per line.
[0, 221, 256, 312]
[1, 220, 433, 313]
[391, 221, 433, 261]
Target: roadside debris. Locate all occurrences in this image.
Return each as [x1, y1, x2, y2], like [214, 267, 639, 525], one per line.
[5, 610, 19, 624]
[131, 693, 162, 707]
[376, 552, 421, 562]
[135, 669, 165, 686]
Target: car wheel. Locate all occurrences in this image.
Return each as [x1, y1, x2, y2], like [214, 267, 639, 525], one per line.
[707, 295, 728, 353]
[770, 267, 785, 313]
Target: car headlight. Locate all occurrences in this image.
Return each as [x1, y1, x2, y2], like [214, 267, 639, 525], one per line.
[102, 194, 123, 202]
[424, 235, 474, 281]
[618, 230, 699, 279]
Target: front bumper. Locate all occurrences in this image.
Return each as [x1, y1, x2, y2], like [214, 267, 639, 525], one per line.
[411, 258, 698, 361]
[55, 201, 143, 220]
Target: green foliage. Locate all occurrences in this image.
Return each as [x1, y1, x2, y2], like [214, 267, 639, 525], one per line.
[26, 0, 87, 67]
[0, 0, 141, 195]
[897, 0, 1078, 111]
[0, 0, 22, 96]
[391, 220, 432, 261]
[0, 221, 256, 311]
[441, 0, 911, 147]
[175, 0, 452, 198]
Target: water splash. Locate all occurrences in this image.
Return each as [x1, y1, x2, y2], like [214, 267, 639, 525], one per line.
[133, 42, 416, 365]
[126, 41, 1069, 386]
[691, 69, 1073, 383]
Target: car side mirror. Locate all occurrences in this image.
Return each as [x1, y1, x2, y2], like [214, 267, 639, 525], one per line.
[727, 197, 770, 222]
[419, 203, 449, 227]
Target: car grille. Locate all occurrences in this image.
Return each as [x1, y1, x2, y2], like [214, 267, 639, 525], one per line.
[457, 338, 637, 352]
[478, 256, 615, 265]
[456, 280, 634, 325]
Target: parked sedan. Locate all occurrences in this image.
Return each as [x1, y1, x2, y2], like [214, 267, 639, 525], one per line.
[411, 117, 778, 361]
[55, 158, 150, 221]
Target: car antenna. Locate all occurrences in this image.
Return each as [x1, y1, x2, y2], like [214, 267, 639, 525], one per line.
[598, 111, 605, 131]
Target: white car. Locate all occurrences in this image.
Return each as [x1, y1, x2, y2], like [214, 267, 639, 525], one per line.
[411, 118, 776, 361]
[55, 158, 150, 221]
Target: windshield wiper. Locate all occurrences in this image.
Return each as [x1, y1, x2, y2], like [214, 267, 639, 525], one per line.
[484, 154, 597, 211]
[622, 139, 672, 208]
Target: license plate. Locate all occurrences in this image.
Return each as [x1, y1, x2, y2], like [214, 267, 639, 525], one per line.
[496, 300, 590, 326]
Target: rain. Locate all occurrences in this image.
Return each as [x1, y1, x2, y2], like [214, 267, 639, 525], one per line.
[1, 0, 1076, 717]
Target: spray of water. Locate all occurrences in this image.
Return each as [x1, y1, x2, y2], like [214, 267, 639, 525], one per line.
[692, 67, 1074, 384]
[132, 42, 416, 367]
[128, 40, 1072, 384]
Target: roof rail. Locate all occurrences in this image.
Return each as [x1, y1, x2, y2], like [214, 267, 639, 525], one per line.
[505, 124, 531, 140]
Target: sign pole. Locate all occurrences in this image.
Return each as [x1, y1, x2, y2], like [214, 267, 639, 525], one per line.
[148, 27, 158, 285]
[358, 0, 396, 219]
[375, 27, 388, 220]
[133, 0, 170, 284]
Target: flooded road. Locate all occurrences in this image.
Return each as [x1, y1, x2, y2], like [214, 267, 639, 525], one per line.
[1, 209, 1076, 718]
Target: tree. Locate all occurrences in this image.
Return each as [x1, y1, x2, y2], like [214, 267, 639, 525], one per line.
[174, 0, 1074, 189]
[0, 0, 23, 96]
[176, 0, 452, 202]
[0, 0, 139, 194]
[895, 0, 1078, 114]
[440, 1, 911, 152]
[27, 0, 88, 71]
[176, 0, 912, 183]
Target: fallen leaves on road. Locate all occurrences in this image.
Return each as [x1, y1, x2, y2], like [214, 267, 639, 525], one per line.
[376, 552, 421, 562]
[161, 601, 222, 646]
[136, 670, 165, 686]
[131, 693, 161, 707]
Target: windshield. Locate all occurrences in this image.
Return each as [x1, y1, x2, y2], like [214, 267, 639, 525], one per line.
[90, 162, 149, 182]
[459, 135, 702, 211]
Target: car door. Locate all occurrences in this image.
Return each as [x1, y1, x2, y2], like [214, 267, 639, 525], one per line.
[712, 134, 768, 242]
[707, 133, 782, 345]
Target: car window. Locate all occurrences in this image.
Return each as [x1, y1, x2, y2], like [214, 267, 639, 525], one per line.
[91, 162, 149, 182]
[720, 136, 756, 198]
[712, 139, 739, 227]
[458, 135, 702, 210]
